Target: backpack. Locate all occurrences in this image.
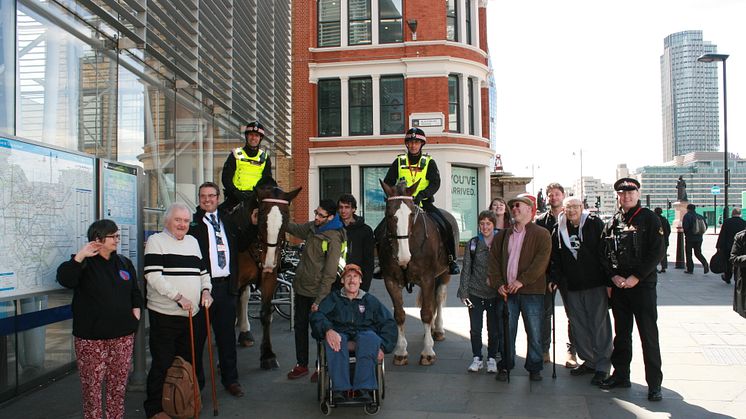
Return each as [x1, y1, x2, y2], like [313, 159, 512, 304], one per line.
[162, 356, 201, 419]
[693, 216, 707, 235]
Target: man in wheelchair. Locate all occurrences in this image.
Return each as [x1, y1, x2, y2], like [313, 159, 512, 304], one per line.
[311, 264, 397, 403]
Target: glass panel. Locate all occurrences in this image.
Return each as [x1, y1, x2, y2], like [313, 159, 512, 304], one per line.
[379, 0, 402, 18]
[448, 75, 460, 132]
[465, 0, 471, 44]
[349, 0, 371, 19]
[318, 0, 341, 47]
[379, 19, 402, 44]
[174, 98, 211, 208]
[349, 77, 372, 135]
[318, 79, 341, 137]
[451, 166, 478, 241]
[0, 0, 15, 134]
[0, 300, 16, 396]
[446, 0, 457, 41]
[468, 78, 474, 135]
[319, 166, 351, 202]
[361, 166, 388, 228]
[348, 21, 372, 45]
[380, 75, 404, 134]
[117, 63, 145, 167]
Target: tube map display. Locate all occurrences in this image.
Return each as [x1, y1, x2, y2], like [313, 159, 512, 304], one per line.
[0, 136, 95, 300]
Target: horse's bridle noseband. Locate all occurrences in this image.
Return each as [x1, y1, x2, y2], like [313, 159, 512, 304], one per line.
[386, 195, 422, 239]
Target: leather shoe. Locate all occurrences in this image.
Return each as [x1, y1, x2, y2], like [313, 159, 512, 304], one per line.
[287, 364, 309, 379]
[529, 371, 543, 381]
[496, 369, 509, 382]
[599, 375, 631, 389]
[355, 389, 373, 403]
[227, 383, 244, 397]
[570, 363, 594, 376]
[703, 263, 710, 274]
[648, 388, 663, 401]
[721, 274, 731, 284]
[332, 391, 347, 403]
[590, 371, 608, 386]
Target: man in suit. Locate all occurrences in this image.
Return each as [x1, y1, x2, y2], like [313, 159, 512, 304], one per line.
[717, 208, 746, 284]
[189, 181, 244, 397]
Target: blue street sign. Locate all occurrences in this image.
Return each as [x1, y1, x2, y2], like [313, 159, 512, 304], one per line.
[711, 185, 721, 195]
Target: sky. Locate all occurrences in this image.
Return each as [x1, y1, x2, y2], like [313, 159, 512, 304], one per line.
[486, 0, 746, 194]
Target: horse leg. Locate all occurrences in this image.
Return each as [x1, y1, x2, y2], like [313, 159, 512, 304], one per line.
[419, 282, 437, 366]
[259, 273, 279, 370]
[236, 287, 253, 347]
[384, 278, 408, 366]
[432, 282, 447, 342]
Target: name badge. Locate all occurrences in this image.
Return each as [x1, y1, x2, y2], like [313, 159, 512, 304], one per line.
[215, 231, 222, 238]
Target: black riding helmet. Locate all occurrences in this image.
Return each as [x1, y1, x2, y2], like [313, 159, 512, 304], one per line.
[244, 121, 265, 139]
[404, 127, 426, 144]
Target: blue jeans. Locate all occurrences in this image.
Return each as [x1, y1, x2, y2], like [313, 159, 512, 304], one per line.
[496, 294, 544, 373]
[467, 295, 499, 359]
[325, 330, 380, 391]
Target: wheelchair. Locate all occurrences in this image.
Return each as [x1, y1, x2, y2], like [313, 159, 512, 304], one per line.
[316, 338, 385, 415]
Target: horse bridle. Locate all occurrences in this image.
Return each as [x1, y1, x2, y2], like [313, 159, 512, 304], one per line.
[385, 195, 425, 239]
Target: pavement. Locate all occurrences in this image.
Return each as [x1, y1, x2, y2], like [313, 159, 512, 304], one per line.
[1, 232, 744, 419]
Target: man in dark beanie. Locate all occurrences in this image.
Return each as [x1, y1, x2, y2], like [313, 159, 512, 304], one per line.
[285, 199, 347, 380]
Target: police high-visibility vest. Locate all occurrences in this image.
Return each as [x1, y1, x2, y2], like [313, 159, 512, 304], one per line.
[322, 240, 348, 278]
[232, 147, 267, 191]
[396, 154, 431, 198]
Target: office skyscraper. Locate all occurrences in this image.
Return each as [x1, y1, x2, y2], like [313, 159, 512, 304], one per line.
[660, 30, 720, 162]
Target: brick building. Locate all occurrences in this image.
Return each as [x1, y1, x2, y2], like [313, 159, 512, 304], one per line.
[291, 0, 494, 239]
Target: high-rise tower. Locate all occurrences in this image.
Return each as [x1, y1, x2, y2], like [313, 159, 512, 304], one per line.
[660, 30, 720, 162]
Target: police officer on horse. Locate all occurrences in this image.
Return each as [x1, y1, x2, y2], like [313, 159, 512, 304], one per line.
[220, 121, 274, 214]
[380, 127, 460, 275]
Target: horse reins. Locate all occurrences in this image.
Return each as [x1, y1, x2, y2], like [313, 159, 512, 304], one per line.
[385, 195, 428, 239]
[260, 198, 289, 247]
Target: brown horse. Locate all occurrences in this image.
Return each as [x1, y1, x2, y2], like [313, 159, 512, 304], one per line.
[235, 185, 301, 370]
[378, 180, 457, 366]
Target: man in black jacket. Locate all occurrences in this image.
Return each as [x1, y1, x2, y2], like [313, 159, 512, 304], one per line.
[653, 207, 671, 273]
[601, 177, 665, 402]
[549, 196, 612, 385]
[188, 182, 244, 398]
[717, 208, 746, 284]
[731, 229, 746, 317]
[682, 204, 709, 274]
[337, 194, 375, 292]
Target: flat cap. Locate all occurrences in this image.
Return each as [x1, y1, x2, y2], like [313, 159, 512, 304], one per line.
[508, 195, 534, 208]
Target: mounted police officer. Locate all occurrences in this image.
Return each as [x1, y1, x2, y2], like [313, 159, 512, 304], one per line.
[220, 121, 274, 214]
[600, 177, 665, 402]
[381, 127, 460, 275]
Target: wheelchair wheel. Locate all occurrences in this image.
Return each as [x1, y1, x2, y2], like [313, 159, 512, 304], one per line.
[364, 403, 380, 415]
[377, 361, 385, 400]
[320, 401, 331, 416]
[273, 281, 292, 320]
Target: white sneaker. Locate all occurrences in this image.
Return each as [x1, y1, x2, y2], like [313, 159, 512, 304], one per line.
[486, 357, 497, 373]
[468, 357, 483, 372]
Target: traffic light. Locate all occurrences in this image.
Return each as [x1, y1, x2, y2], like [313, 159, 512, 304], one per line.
[595, 196, 601, 209]
[667, 200, 672, 210]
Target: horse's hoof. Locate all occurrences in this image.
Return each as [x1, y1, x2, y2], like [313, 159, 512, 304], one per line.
[419, 355, 436, 366]
[393, 355, 408, 366]
[432, 331, 446, 341]
[260, 358, 280, 370]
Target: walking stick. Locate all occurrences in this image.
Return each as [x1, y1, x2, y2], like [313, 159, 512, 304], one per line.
[205, 307, 219, 416]
[502, 293, 510, 383]
[188, 308, 201, 419]
[552, 288, 557, 379]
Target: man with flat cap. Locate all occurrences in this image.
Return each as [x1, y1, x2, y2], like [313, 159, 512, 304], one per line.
[600, 178, 665, 401]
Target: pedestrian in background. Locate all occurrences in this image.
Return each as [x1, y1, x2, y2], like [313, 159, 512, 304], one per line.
[57, 219, 143, 419]
[337, 194, 375, 292]
[717, 208, 746, 284]
[682, 204, 709, 274]
[458, 210, 500, 374]
[653, 207, 671, 273]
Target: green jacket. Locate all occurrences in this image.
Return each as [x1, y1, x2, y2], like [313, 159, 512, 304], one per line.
[286, 218, 346, 304]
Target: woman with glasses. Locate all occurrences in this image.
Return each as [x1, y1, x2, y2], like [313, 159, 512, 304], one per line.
[57, 219, 143, 419]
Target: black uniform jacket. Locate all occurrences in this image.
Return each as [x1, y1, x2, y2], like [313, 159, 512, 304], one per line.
[188, 207, 241, 295]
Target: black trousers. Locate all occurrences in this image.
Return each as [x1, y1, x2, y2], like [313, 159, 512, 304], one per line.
[659, 243, 669, 270]
[609, 285, 663, 389]
[144, 309, 199, 418]
[194, 280, 238, 389]
[294, 293, 315, 366]
[685, 239, 708, 272]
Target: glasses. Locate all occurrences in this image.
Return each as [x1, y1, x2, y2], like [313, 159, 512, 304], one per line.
[105, 234, 121, 240]
[510, 203, 523, 209]
[199, 193, 218, 199]
[314, 210, 330, 218]
[565, 205, 582, 209]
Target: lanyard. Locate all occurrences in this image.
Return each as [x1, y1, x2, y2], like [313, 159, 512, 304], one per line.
[625, 207, 642, 226]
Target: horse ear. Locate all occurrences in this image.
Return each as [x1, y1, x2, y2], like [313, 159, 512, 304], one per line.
[406, 179, 420, 196]
[380, 179, 393, 197]
[284, 187, 302, 203]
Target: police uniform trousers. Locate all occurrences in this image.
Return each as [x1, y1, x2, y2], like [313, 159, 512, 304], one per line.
[193, 279, 239, 389]
[609, 284, 663, 389]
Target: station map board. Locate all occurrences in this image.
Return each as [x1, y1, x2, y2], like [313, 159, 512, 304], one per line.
[0, 136, 95, 300]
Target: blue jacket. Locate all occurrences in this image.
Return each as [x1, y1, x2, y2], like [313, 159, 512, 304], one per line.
[310, 289, 398, 353]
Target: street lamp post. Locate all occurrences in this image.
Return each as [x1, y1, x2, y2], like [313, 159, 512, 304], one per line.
[698, 53, 729, 222]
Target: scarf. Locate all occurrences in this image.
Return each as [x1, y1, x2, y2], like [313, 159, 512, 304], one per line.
[557, 210, 589, 259]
